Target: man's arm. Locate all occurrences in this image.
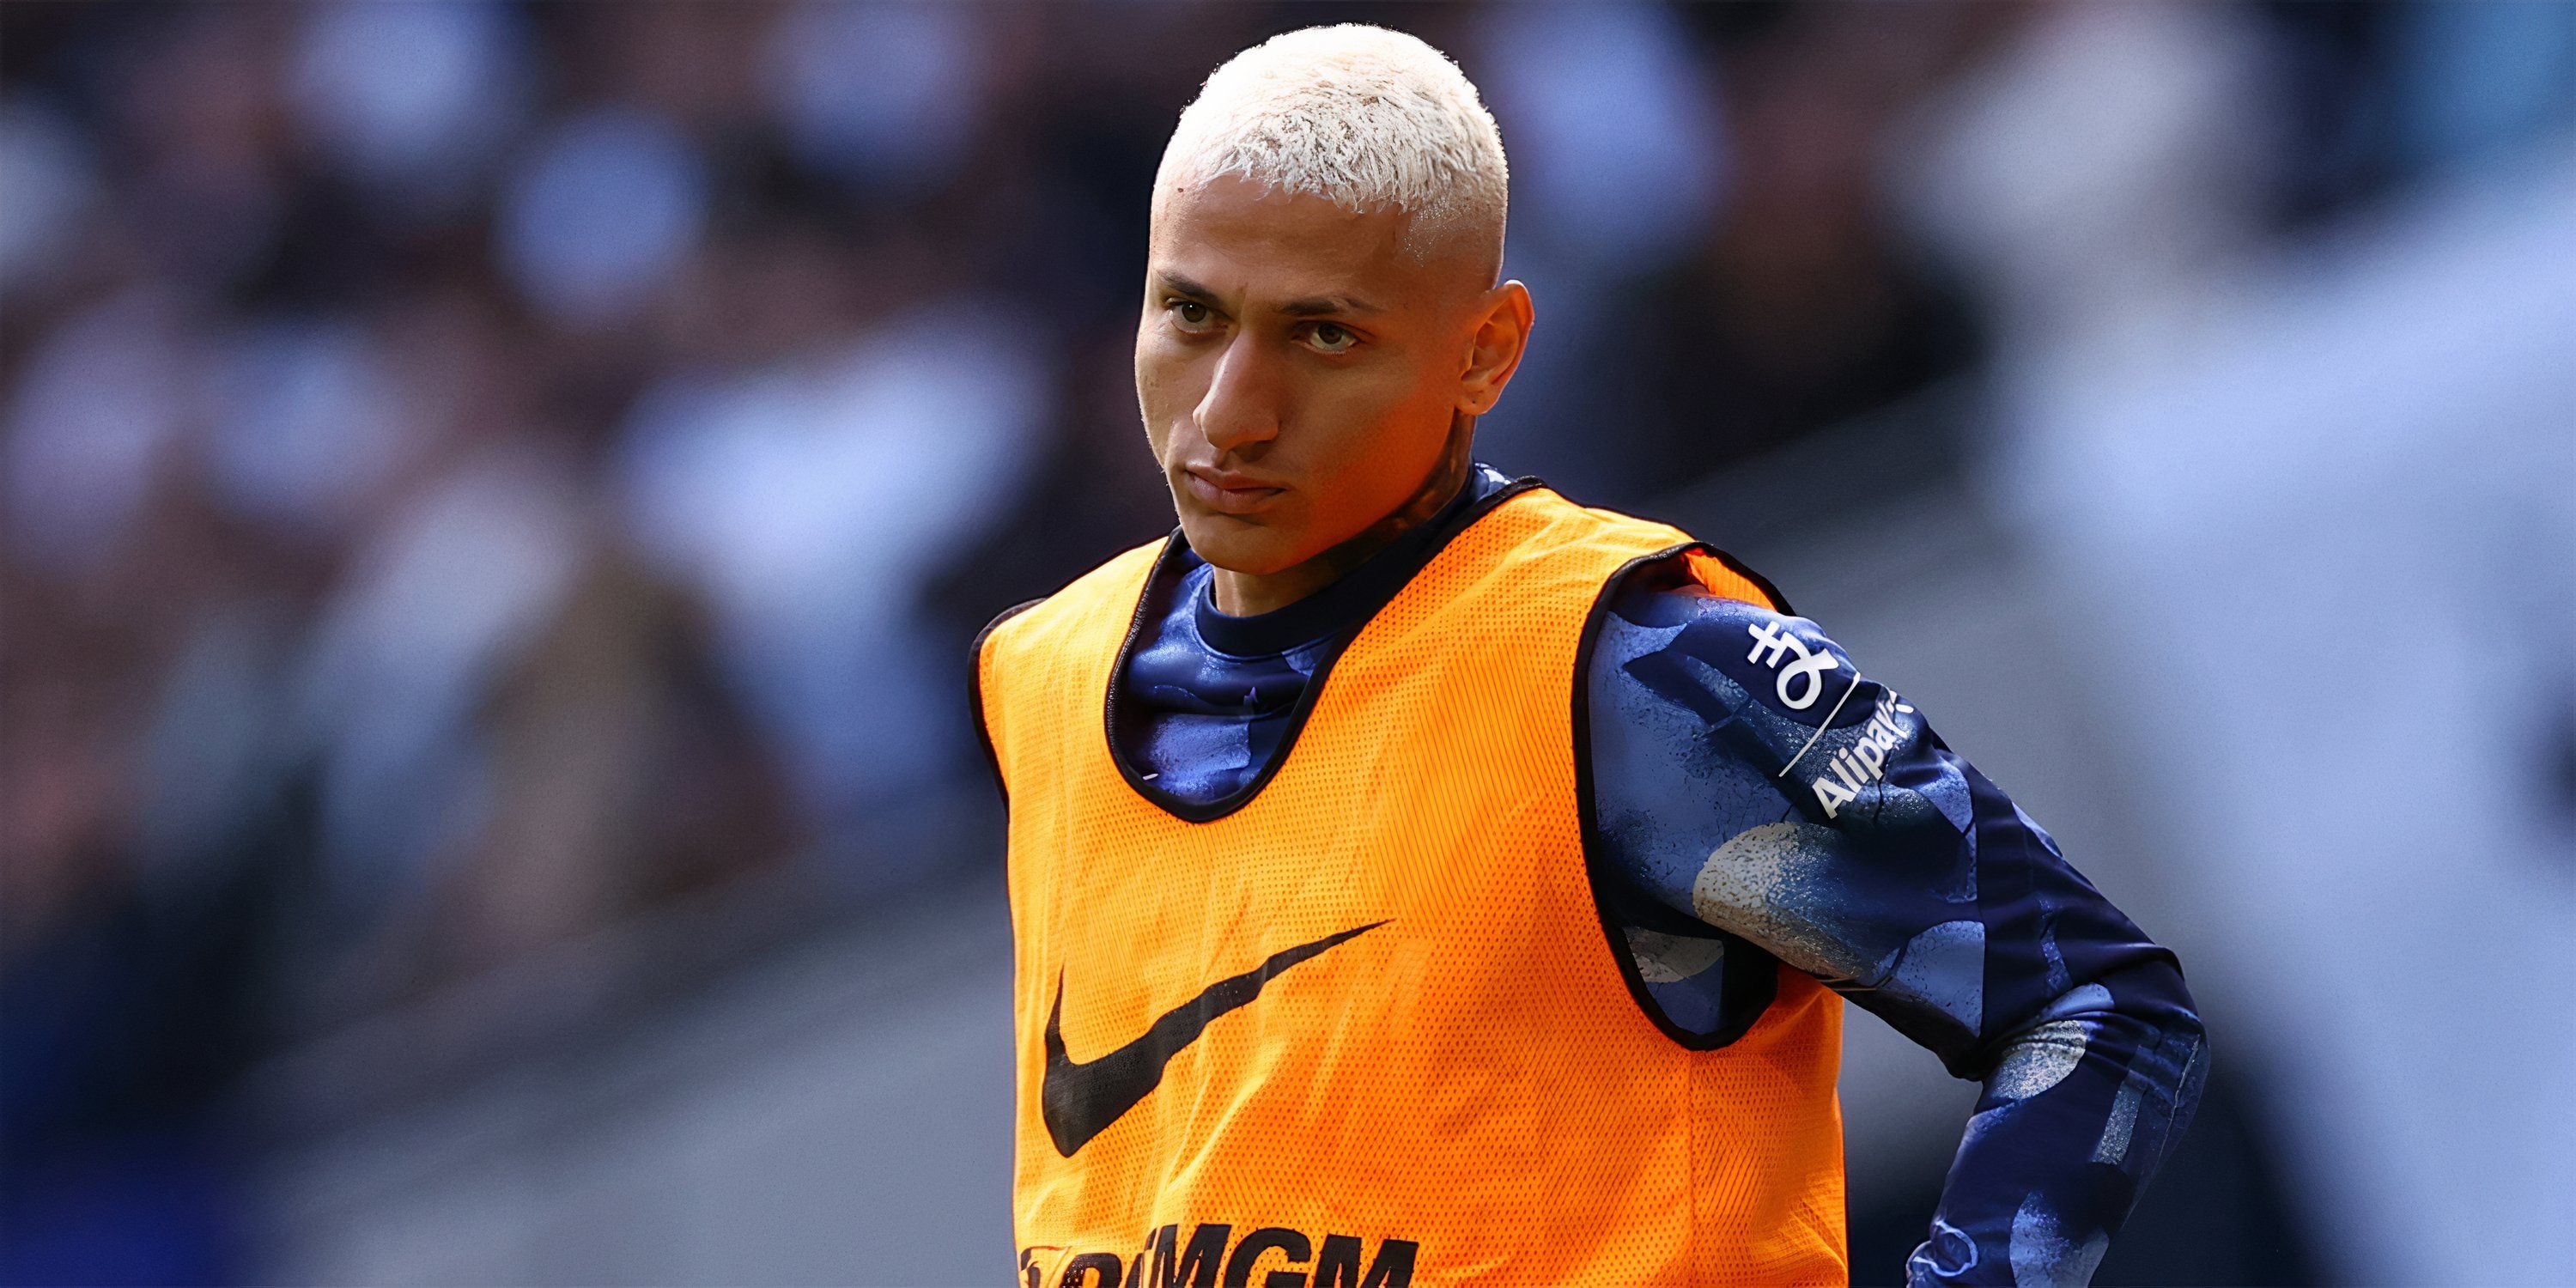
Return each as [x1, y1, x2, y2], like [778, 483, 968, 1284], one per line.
[1585, 556, 2206, 1285]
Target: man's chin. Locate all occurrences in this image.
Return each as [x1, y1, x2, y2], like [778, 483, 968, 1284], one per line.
[1177, 516, 1309, 576]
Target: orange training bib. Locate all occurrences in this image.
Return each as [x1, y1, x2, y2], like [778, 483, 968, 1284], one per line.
[975, 483, 1846, 1287]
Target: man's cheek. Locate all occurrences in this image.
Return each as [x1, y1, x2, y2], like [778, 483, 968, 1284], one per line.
[1138, 373, 1206, 444]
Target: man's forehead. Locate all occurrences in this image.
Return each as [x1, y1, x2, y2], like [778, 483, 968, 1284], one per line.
[1149, 175, 1455, 306]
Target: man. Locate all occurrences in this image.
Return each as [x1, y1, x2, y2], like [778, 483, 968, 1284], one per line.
[972, 25, 2202, 1287]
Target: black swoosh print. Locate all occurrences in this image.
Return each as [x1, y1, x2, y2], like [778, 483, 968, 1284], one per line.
[1042, 920, 1389, 1157]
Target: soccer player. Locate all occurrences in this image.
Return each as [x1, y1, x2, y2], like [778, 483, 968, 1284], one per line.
[971, 25, 2203, 1287]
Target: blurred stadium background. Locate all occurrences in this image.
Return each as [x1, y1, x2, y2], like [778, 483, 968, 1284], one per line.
[2, 2, 2568, 1284]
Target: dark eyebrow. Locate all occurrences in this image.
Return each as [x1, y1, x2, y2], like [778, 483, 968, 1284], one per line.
[1157, 271, 1219, 301]
[1154, 270, 1382, 319]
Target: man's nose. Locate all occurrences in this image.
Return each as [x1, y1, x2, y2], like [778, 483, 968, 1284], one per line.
[1194, 334, 1281, 453]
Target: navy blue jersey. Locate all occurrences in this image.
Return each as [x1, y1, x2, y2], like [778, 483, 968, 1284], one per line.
[1102, 464, 2205, 1285]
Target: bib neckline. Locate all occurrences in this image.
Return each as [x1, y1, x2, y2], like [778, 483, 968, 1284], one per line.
[1100, 475, 1546, 824]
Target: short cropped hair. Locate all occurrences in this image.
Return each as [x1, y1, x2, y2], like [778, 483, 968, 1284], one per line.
[1151, 24, 1509, 279]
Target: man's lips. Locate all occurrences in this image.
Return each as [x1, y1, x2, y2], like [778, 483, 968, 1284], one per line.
[1183, 466, 1285, 515]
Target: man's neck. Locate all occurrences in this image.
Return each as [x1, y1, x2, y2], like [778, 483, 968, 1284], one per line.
[1208, 417, 1476, 617]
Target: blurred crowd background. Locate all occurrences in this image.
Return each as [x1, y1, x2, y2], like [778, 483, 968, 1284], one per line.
[3, 3, 2569, 1285]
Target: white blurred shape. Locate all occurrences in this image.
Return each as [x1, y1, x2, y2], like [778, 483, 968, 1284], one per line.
[289, 0, 528, 210]
[1887, 2, 2279, 354]
[1905, 9, 2575, 1273]
[764, 1, 984, 196]
[2, 291, 191, 572]
[497, 110, 707, 328]
[1476, 0, 1723, 269]
[618, 301, 1045, 823]
[204, 318, 413, 540]
[1467, 2, 1723, 495]
[0, 96, 97, 297]
[1995, 154, 2576, 1286]
[299, 452, 586, 905]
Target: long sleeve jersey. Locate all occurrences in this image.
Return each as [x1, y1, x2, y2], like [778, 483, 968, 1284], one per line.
[1103, 464, 2206, 1285]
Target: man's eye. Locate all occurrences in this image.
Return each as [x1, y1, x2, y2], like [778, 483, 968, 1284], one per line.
[1170, 301, 1212, 328]
[1306, 322, 1356, 354]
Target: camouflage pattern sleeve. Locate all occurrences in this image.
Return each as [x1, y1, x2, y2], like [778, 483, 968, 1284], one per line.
[1585, 556, 2207, 1285]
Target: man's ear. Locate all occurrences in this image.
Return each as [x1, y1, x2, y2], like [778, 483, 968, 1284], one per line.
[1458, 280, 1534, 416]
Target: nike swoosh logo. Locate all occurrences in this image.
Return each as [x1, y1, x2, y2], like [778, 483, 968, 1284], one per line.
[1042, 920, 1388, 1157]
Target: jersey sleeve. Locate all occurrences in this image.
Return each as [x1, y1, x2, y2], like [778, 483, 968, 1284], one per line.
[1583, 552, 2206, 1285]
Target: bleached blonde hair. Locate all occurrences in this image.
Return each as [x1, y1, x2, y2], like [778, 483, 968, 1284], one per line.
[1151, 24, 1509, 278]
